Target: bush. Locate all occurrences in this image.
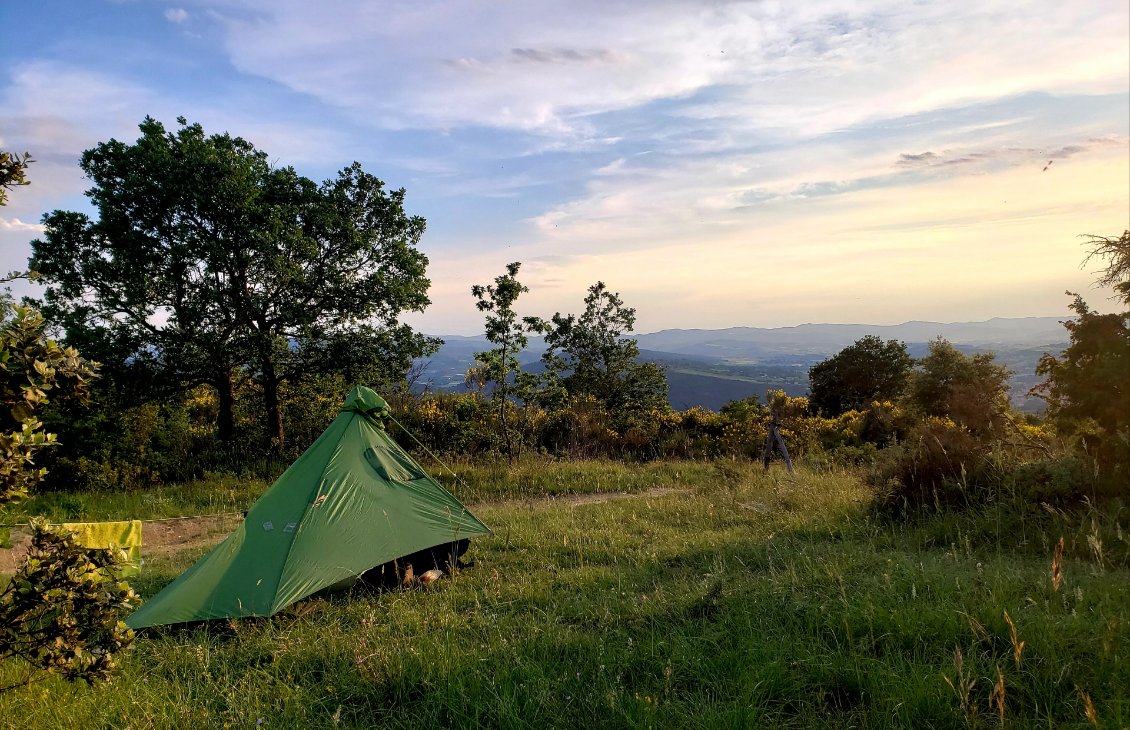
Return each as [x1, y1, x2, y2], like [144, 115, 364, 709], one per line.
[868, 417, 991, 512]
[0, 519, 140, 689]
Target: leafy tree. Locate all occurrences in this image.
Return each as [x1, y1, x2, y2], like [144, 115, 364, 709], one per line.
[542, 282, 667, 412]
[470, 262, 549, 462]
[0, 152, 99, 504]
[906, 338, 1011, 435]
[1033, 233, 1130, 487]
[31, 117, 436, 451]
[808, 335, 913, 416]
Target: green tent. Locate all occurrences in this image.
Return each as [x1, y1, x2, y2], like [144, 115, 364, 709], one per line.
[127, 387, 490, 629]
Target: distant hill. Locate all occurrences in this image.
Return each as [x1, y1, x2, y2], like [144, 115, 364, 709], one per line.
[631, 317, 1068, 358]
[413, 317, 1069, 413]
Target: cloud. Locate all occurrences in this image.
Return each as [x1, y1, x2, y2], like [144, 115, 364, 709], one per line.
[508, 47, 623, 65]
[1, 61, 153, 155]
[4, 0, 1127, 333]
[499, 151, 1130, 332]
[895, 136, 1128, 172]
[191, 0, 1128, 145]
[0, 217, 45, 233]
[522, 126, 1129, 265]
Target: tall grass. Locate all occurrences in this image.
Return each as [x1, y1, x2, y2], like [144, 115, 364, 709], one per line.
[1, 461, 1126, 728]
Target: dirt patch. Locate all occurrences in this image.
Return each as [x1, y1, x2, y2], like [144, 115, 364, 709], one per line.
[137, 514, 243, 558]
[1, 514, 243, 573]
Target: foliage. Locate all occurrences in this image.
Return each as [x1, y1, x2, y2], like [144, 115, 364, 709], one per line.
[1082, 229, 1130, 304]
[388, 389, 882, 464]
[0, 519, 140, 690]
[0, 305, 99, 505]
[36, 369, 371, 492]
[808, 335, 913, 416]
[906, 338, 1012, 435]
[542, 282, 667, 413]
[0, 152, 137, 693]
[470, 262, 551, 463]
[30, 116, 436, 450]
[866, 340, 1049, 511]
[0, 150, 32, 206]
[1032, 234, 1130, 494]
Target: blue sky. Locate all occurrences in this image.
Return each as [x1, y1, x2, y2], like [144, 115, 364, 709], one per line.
[1, 0, 1127, 335]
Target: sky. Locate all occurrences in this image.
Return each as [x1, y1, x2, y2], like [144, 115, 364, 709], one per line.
[1, 1, 1127, 336]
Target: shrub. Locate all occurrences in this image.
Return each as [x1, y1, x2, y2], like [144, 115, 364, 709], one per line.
[0, 520, 140, 690]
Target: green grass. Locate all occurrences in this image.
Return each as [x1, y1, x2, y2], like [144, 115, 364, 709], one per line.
[1, 461, 1127, 728]
[1, 474, 271, 525]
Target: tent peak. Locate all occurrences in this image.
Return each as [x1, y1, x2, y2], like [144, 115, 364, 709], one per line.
[342, 386, 390, 419]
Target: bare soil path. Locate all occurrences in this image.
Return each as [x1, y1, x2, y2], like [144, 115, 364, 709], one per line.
[0, 514, 242, 573]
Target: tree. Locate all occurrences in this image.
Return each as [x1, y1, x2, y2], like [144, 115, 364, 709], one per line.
[906, 338, 1012, 434]
[808, 335, 913, 416]
[470, 262, 549, 462]
[31, 117, 437, 450]
[542, 282, 667, 412]
[1082, 230, 1130, 304]
[1033, 232, 1130, 487]
[0, 152, 99, 505]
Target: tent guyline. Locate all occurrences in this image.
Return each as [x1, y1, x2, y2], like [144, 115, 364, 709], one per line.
[386, 411, 478, 497]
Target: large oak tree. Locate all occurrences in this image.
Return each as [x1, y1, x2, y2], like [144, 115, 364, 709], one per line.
[31, 117, 436, 449]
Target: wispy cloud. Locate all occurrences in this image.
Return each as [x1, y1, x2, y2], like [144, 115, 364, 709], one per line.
[896, 136, 1127, 172]
[193, 0, 1127, 146]
[2, 0, 1126, 331]
[0, 217, 45, 233]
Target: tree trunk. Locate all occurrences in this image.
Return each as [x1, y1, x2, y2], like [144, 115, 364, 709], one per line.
[260, 357, 285, 451]
[215, 370, 235, 444]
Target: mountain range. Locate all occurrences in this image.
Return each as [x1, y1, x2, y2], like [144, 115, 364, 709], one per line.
[414, 317, 1070, 413]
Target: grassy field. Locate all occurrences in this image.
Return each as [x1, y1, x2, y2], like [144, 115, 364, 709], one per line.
[1, 460, 1127, 728]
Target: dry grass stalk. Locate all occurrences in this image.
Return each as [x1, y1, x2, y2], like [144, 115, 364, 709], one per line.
[989, 664, 1006, 725]
[958, 611, 990, 643]
[1076, 686, 1099, 728]
[1087, 531, 1104, 570]
[943, 646, 977, 723]
[1003, 611, 1024, 669]
[1051, 536, 1065, 592]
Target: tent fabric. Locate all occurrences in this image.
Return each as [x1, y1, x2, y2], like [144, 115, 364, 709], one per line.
[126, 387, 490, 629]
[61, 520, 143, 577]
